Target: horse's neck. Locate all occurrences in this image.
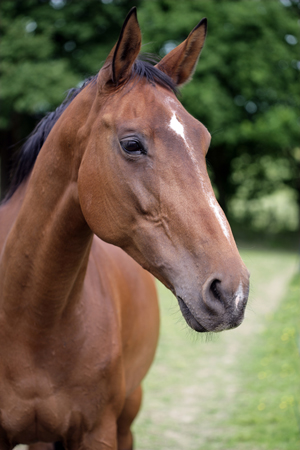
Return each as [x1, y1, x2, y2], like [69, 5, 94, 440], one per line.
[0, 91, 96, 331]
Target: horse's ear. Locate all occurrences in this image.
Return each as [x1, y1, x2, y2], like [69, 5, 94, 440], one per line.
[156, 18, 207, 87]
[99, 7, 141, 87]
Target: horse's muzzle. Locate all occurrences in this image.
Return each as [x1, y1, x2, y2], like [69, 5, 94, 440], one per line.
[176, 273, 250, 333]
[177, 296, 207, 332]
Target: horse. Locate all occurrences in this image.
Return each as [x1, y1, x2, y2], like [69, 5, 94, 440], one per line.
[0, 8, 249, 450]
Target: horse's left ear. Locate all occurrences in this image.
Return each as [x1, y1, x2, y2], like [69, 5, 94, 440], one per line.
[156, 18, 207, 86]
[99, 7, 142, 87]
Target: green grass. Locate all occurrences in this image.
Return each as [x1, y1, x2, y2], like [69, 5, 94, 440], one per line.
[133, 248, 300, 449]
[224, 273, 300, 450]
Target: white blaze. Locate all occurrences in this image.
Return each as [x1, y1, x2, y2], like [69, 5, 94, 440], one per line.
[168, 111, 231, 243]
[235, 281, 244, 308]
[170, 113, 185, 140]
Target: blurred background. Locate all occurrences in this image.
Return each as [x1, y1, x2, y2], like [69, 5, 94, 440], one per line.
[1, 0, 299, 241]
[1, 1, 300, 449]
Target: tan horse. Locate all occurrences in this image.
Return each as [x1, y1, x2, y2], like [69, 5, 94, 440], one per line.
[0, 8, 249, 450]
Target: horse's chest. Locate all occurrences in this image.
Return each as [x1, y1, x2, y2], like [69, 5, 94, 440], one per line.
[0, 328, 123, 444]
[0, 364, 121, 444]
[0, 388, 71, 443]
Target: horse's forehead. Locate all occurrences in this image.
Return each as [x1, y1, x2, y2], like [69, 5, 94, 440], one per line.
[108, 83, 207, 138]
[113, 83, 170, 117]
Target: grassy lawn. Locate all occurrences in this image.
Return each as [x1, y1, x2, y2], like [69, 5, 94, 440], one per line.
[224, 272, 300, 450]
[133, 248, 300, 449]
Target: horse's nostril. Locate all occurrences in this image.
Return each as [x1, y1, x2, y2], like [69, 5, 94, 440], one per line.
[210, 279, 222, 301]
[202, 276, 225, 315]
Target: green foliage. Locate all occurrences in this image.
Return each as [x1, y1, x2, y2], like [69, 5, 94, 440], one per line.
[0, 0, 140, 130]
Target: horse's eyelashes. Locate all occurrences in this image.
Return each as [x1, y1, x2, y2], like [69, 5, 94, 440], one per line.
[120, 138, 146, 156]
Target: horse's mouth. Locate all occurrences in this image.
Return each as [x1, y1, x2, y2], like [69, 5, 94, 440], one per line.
[177, 296, 207, 332]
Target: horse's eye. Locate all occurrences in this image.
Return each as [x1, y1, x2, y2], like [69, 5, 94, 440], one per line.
[120, 139, 146, 155]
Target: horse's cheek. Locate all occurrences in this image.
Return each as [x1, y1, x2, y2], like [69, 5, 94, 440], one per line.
[77, 158, 121, 245]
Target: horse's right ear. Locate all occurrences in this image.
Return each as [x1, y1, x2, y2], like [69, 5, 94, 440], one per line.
[98, 7, 141, 88]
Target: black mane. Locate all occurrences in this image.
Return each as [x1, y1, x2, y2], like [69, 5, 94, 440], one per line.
[4, 59, 177, 201]
[131, 59, 178, 94]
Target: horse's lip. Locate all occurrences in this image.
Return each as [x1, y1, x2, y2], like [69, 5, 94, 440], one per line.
[177, 296, 207, 333]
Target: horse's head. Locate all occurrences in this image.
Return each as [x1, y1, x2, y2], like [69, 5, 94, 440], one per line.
[78, 8, 249, 332]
